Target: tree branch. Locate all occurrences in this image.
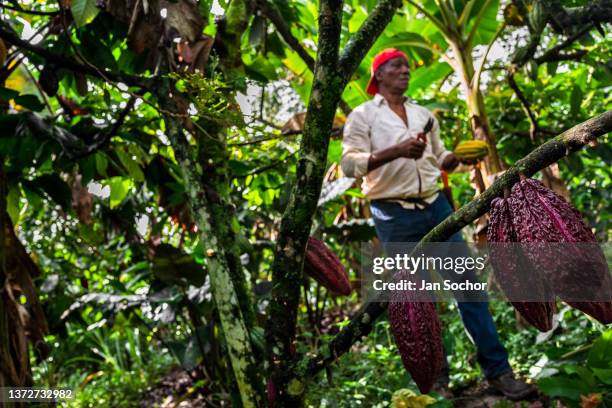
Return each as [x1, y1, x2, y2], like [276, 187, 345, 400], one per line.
[0, 23, 150, 88]
[263, 0, 345, 404]
[535, 50, 588, 64]
[338, 0, 403, 79]
[507, 68, 539, 141]
[255, 0, 354, 115]
[255, 0, 315, 72]
[548, 0, 612, 35]
[263, 0, 403, 404]
[533, 23, 592, 65]
[297, 110, 612, 380]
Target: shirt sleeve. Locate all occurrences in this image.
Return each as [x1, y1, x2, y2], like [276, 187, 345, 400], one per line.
[340, 108, 371, 179]
[429, 114, 453, 169]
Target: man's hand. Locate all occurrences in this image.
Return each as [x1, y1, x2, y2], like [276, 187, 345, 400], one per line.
[459, 157, 480, 165]
[394, 138, 426, 159]
[441, 153, 460, 172]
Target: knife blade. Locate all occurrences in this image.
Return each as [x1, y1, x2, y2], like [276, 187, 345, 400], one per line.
[417, 118, 434, 142]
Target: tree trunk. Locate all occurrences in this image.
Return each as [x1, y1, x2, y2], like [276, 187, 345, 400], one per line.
[160, 93, 262, 407]
[450, 42, 505, 176]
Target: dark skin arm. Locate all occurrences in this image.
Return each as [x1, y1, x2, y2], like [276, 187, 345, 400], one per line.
[366, 136, 463, 173]
[367, 137, 426, 172]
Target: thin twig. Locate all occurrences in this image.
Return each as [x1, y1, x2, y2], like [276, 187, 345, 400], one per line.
[507, 67, 538, 141]
[534, 23, 594, 65]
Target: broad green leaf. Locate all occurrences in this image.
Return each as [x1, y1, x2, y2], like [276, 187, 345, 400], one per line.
[569, 85, 583, 117]
[466, 0, 500, 46]
[537, 376, 589, 400]
[228, 159, 252, 177]
[249, 15, 266, 47]
[327, 139, 342, 163]
[375, 32, 436, 65]
[71, 0, 100, 27]
[408, 62, 453, 95]
[348, 6, 367, 33]
[14, 95, 45, 112]
[587, 329, 612, 369]
[116, 147, 145, 182]
[152, 243, 206, 287]
[25, 174, 72, 211]
[591, 368, 612, 385]
[7, 183, 21, 224]
[0, 87, 19, 101]
[244, 53, 279, 82]
[107, 177, 132, 209]
[95, 152, 108, 177]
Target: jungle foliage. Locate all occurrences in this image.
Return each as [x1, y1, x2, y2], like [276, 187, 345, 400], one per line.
[0, 0, 610, 407]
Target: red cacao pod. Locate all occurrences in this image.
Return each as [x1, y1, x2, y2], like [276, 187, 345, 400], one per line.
[509, 179, 612, 324]
[267, 378, 276, 408]
[488, 197, 555, 332]
[388, 272, 444, 394]
[304, 237, 352, 296]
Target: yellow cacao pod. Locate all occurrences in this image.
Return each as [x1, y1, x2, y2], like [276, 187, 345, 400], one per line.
[453, 140, 490, 160]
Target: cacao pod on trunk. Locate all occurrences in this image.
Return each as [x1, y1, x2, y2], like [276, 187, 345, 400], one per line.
[388, 272, 444, 394]
[488, 196, 555, 331]
[304, 237, 352, 296]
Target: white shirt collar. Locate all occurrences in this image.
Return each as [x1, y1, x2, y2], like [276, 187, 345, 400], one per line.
[373, 93, 409, 106]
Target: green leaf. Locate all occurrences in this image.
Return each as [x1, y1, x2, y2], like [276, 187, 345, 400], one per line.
[6, 183, 21, 224]
[408, 62, 453, 94]
[0, 87, 19, 101]
[592, 368, 612, 385]
[228, 159, 252, 177]
[25, 174, 72, 211]
[116, 147, 145, 182]
[249, 15, 266, 47]
[537, 376, 588, 400]
[569, 85, 583, 116]
[71, 0, 100, 27]
[375, 32, 436, 65]
[107, 177, 132, 209]
[152, 244, 206, 287]
[244, 53, 279, 82]
[327, 139, 342, 163]
[103, 88, 111, 107]
[95, 152, 108, 177]
[14, 95, 45, 112]
[587, 329, 612, 369]
[348, 5, 367, 33]
[466, 0, 500, 46]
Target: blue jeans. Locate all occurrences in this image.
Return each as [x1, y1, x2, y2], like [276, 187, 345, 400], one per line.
[370, 193, 511, 379]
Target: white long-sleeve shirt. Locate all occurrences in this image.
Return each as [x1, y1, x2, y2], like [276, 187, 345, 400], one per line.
[340, 94, 452, 207]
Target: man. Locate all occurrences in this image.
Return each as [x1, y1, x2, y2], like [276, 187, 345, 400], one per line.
[340, 48, 536, 400]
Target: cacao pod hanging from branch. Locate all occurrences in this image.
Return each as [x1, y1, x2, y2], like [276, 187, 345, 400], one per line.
[304, 237, 352, 296]
[488, 195, 556, 332]
[388, 272, 444, 394]
[488, 177, 612, 325]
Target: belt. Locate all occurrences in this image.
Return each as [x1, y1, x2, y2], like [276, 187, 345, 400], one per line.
[373, 191, 440, 210]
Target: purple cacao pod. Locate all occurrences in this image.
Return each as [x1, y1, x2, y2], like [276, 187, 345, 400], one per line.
[304, 237, 352, 296]
[487, 197, 555, 331]
[509, 179, 612, 324]
[388, 272, 444, 394]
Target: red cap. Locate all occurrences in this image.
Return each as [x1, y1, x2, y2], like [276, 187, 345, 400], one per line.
[366, 48, 409, 96]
